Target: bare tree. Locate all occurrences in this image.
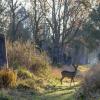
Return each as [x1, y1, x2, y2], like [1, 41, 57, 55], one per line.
[29, 0, 46, 45]
[39, 0, 91, 63]
[0, 0, 6, 34]
[5, 0, 29, 41]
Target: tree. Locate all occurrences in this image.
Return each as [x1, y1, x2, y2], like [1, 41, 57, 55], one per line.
[5, 0, 29, 41]
[39, 0, 90, 64]
[83, 3, 100, 51]
[0, 0, 6, 34]
[29, 0, 46, 45]
[14, 7, 31, 41]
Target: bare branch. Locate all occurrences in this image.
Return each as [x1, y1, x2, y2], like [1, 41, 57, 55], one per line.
[15, 14, 29, 32]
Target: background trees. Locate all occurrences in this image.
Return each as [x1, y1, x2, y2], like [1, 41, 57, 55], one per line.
[0, 0, 100, 64]
[83, 4, 100, 51]
[38, 0, 91, 64]
[29, 0, 45, 45]
[5, 0, 29, 41]
[0, 0, 6, 34]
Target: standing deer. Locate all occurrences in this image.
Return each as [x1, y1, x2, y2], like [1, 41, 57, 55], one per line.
[60, 64, 78, 86]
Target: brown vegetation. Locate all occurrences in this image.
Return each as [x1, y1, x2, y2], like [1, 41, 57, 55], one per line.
[7, 41, 51, 76]
[76, 64, 100, 100]
[0, 68, 17, 88]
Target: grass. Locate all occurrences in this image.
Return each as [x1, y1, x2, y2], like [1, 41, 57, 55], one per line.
[2, 41, 92, 99]
[0, 65, 89, 100]
[0, 81, 78, 100]
[0, 79, 80, 100]
[41, 84, 79, 100]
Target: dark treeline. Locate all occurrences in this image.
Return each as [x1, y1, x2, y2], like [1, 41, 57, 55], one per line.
[0, 0, 100, 65]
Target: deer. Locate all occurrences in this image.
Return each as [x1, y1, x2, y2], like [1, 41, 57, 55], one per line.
[60, 64, 78, 86]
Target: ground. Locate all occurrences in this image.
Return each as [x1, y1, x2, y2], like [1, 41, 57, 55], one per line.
[0, 81, 80, 100]
[0, 65, 89, 100]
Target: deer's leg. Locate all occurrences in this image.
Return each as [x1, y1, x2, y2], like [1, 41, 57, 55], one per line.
[60, 76, 64, 85]
[73, 79, 75, 87]
[70, 78, 73, 87]
[72, 77, 75, 86]
[72, 78, 77, 91]
[71, 78, 75, 86]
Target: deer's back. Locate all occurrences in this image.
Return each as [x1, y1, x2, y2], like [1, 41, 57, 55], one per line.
[61, 71, 76, 77]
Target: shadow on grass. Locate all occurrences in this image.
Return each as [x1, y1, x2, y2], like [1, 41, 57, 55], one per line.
[44, 83, 79, 94]
[41, 91, 75, 100]
[38, 83, 80, 100]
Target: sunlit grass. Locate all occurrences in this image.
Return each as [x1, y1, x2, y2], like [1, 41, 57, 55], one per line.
[0, 65, 90, 100]
[0, 75, 81, 100]
[79, 65, 90, 72]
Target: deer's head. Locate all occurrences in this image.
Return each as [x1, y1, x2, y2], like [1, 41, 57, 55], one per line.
[72, 64, 78, 71]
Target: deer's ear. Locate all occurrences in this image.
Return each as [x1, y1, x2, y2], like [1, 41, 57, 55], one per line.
[76, 64, 78, 67]
[74, 64, 78, 68]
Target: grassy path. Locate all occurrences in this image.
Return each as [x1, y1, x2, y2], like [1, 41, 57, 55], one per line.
[39, 81, 80, 100]
[0, 81, 80, 100]
[0, 65, 89, 100]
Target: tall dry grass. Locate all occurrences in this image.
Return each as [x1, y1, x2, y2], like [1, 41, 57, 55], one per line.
[0, 68, 17, 88]
[7, 41, 51, 76]
[76, 64, 100, 100]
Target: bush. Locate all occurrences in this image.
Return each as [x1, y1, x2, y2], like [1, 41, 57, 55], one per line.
[17, 79, 45, 93]
[0, 68, 17, 88]
[17, 79, 34, 90]
[77, 64, 100, 100]
[7, 41, 51, 77]
[30, 56, 51, 77]
[17, 67, 35, 79]
[7, 41, 35, 69]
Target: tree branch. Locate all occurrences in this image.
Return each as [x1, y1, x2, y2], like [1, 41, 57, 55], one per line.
[15, 14, 29, 33]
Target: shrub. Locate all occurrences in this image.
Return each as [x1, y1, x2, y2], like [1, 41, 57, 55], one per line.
[17, 67, 35, 79]
[7, 41, 35, 69]
[30, 56, 51, 77]
[76, 64, 100, 100]
[17, 77, 47, 93]
[17, 79, 34, 90]
[17, 79, 45, 93]
[0, 68, 17, 88]
[7, 41, 51, 77]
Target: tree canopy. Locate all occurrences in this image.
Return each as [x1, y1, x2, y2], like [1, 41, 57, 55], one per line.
[83, 3, 100, 51]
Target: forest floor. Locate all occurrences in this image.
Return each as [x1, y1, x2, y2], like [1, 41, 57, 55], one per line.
[0, 81, 80, 100]
[0, 65, 89, 100]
